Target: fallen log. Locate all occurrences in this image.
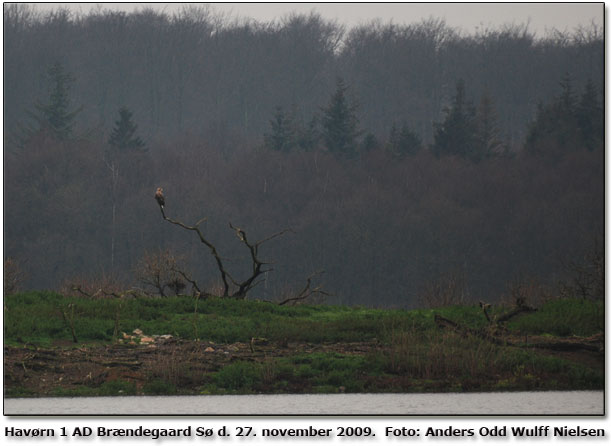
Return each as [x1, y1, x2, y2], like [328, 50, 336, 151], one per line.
[496, 304, 537, 323]
[434, 314, 603, 353]
[433, 314, 506, 346]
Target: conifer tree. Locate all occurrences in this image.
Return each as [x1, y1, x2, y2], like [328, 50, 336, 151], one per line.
[296, 114, 320, 152]
[264, 106, 297, 152]
[321, 78, 361, 157]
[108, 106, 146, 151]
[361, 132, 379, 153]
[388, 123, 421, 157]
[432, 79, 476, 159]
[32, 62, 81, 140]
[524, 73, 584, 156]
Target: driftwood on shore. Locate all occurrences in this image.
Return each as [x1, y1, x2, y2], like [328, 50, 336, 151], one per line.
[434, 302, 604, 354]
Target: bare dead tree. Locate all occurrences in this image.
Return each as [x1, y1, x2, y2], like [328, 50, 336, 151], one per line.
[278, 270, 331, 305]
[156, 197, 291, 299]
[135, 249, 186, 296]
[158, 205, 232, 295]
[228, 222, 292, 298]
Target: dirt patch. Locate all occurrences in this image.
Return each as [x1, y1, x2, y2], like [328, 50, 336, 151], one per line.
[4, 338, 379, 396]
[4, 332, 604, 397]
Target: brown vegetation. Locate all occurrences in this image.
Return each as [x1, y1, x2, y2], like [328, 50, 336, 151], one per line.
[4, 136, 604, 307]
[4, 257, 25, 295]
[134, 249, 187, 297]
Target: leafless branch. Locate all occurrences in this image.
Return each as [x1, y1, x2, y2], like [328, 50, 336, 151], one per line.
[72, 285, 100, 298]
[170, 266, 203, 296]
[159, 205, 232, 296]
[255, 228, 294, 246]
[228, 222, 292, 298]
[71, 285, 139, 300]
[158, 202, 290, 299]
[279, 270, 331, 306]
[479, 301, 492, 323]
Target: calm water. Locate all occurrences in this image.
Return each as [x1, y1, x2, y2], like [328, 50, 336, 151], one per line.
[4, 391, 603, 415]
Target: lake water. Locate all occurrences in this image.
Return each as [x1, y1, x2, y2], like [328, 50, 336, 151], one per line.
[4, 391, 603, 415]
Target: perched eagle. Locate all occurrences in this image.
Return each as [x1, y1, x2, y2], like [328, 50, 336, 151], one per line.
[155, 187, 165, 208]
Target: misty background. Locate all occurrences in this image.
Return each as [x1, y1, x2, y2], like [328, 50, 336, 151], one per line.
[3, 4, 604, 307]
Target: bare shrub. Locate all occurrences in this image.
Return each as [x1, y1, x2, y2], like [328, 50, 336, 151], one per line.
[149, 345, 189, 387]
[559, 239, 604, 300]
[501, 276, 553, 308]
[385, 328, 497, 380]
[134, 249, 188, 296]
[419, 270, 470, 308]
[260, 358, 277, 387]
[4, 257, 25, 295]
[203, 280, 227, 297]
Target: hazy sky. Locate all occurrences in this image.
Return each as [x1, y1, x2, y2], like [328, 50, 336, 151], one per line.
[23, 2, 603, 35]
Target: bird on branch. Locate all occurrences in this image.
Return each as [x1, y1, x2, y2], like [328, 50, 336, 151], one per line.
[155, 187, 165, 208]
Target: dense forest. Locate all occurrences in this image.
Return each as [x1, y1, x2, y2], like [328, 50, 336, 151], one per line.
[3, 5, 604, 307]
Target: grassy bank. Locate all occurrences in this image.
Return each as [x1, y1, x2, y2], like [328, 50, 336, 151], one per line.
[4, 291, 605, 396]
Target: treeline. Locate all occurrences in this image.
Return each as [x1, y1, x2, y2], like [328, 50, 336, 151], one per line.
[263, 74, 603, 162]
[4, 71, 603, 305]
[3, 5, 604, 307]
[4, 4, 603, 150]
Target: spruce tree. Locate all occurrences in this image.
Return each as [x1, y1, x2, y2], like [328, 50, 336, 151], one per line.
[361, 132, 379, 153]
[524, 74, 583, 156]
[432, 79, 476, 159]
[264, 106, 297, 152]
[297, 114, 320, 152]
[388, 123, 421, 157]
[108, 106, 146, 151]
[321, 78, 361, 157]
[33, 62, 81, 140]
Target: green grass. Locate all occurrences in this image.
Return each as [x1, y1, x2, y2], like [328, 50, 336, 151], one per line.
[4, 292, 603, 346]
[506, 298, 604, 336]
[203, 352, 375, 394]
[4, 291, 604, 395]
[3, 291, 414, 345]
[198, 342, 603, 395]
[142, 379, 178, 395]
